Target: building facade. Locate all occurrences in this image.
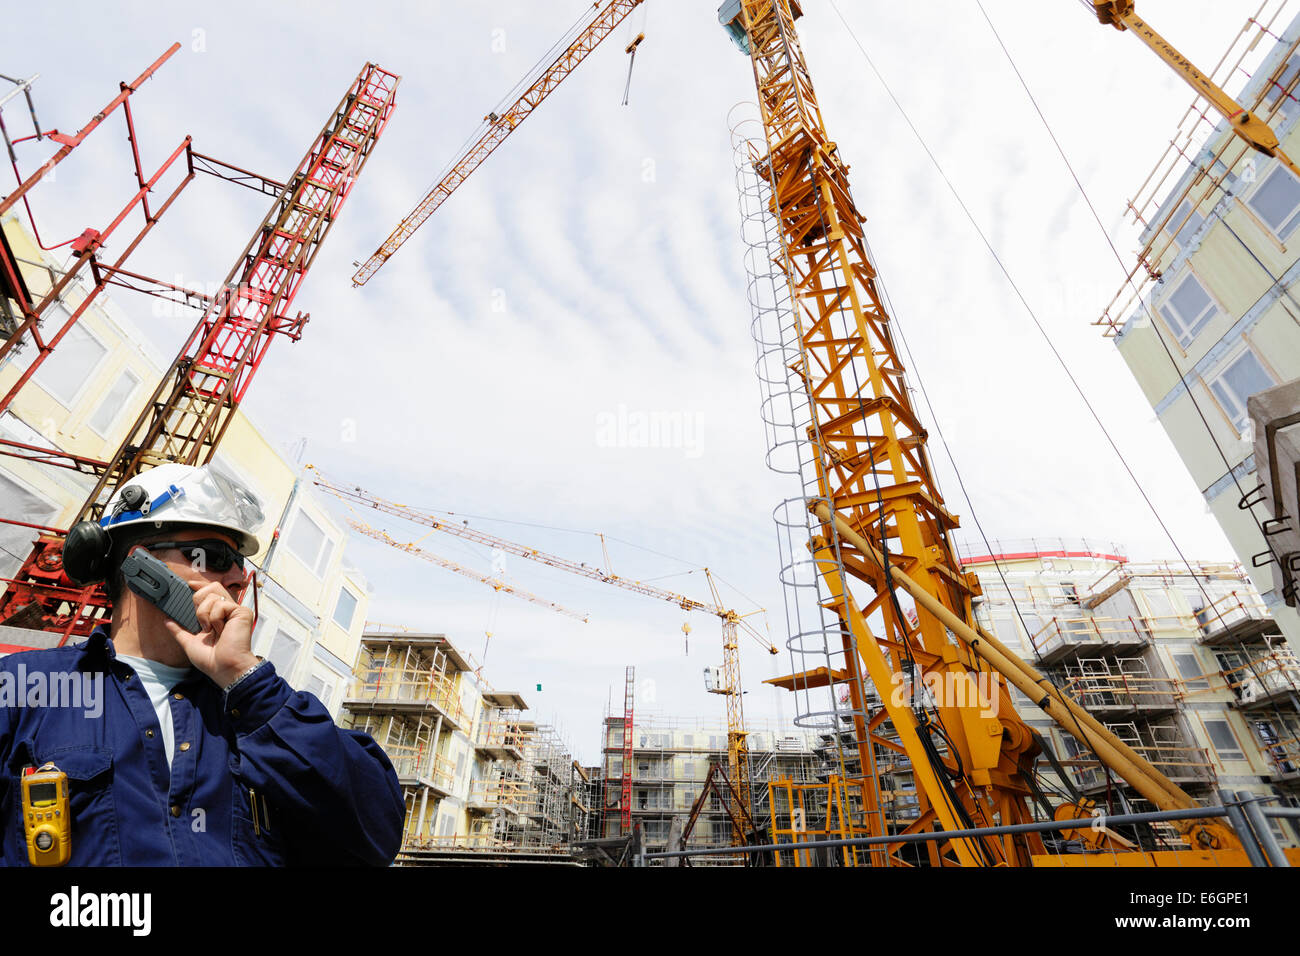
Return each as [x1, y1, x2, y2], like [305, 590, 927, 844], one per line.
[1104, 12, 1300, 642]
[964, 539, 1299, 847]
[343, 627, 588, 864]
[0, 212, 370, 717]
[598, 712, 824, 858]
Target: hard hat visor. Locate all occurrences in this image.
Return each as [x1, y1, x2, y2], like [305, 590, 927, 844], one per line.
[99, 464, 265, 556]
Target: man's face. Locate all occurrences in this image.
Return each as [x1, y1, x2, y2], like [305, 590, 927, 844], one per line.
[134, 527, 248, 600]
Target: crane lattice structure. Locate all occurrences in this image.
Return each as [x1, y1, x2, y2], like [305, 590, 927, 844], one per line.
[726, 0, 1250, 866]
[0, 62, 398, 641]
[347, 519, 589, 622]
[351, 0, 645, 285]
[621, 665, 636, 836]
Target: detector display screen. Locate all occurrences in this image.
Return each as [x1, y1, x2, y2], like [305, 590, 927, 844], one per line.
[29, 782, 57, 804]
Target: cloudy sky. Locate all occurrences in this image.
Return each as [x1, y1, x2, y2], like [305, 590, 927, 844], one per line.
[8, 0, 1291, 761]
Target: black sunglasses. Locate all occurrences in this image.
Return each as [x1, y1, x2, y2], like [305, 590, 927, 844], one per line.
[142, 539, 245, 573]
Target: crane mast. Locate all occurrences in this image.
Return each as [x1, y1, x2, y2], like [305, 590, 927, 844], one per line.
[0, 63, 398, 640]
[728, 0, 1051, 866]
[729, 0, 1245, 865]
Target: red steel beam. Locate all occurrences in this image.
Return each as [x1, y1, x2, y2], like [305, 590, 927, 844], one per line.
[0, 63, 399, 642]
[0, 43, 178, 218]
[0, 138, 195, 410]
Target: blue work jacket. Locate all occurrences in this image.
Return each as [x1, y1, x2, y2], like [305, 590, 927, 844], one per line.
[0, 628, 404, 866]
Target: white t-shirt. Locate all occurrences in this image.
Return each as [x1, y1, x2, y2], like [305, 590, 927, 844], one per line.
[116, 654, 194, 771]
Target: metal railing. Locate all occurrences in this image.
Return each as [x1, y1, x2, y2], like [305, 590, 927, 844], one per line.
[1029, 615, 1153, 658]
[634, 795, 1300, 868]
[384, 743, 456, 792]
[475, 721, 528, 753]
[344, 667, 466, 726]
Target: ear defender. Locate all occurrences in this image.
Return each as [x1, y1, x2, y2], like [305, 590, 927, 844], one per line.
[62, 521, 113, 586]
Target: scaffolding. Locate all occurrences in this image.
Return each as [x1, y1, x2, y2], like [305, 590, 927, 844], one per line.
[341, 631, 472, 856]
[598, 711, 824, 865]
[970, 547, 1300, 850]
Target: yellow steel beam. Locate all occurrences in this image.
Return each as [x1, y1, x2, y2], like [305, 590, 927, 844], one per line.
[737, 0, 1046, 864]
[1094, 1, 1300, 179]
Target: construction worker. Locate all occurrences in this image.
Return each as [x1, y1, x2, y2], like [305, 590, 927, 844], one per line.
[0, 463, 404, 866]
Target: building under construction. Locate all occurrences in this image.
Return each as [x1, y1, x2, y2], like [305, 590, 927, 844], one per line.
[4, 0, 1300, 880]
[342, 627, 592, 865]
[597, 711, 822, 856]
[964, 540, 1300, 848]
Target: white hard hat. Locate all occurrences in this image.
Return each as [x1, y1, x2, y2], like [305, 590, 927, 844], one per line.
[99, 463, 265, 556]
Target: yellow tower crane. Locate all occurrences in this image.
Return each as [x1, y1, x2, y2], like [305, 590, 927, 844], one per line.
[344, 0, 1287, 865]
[308, 468, 778, 843]
[351, 0, 646, 285]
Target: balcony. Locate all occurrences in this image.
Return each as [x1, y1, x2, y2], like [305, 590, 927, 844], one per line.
[343, 668, 467, 732]
[1029, 615, 1152, 664]
[1222, 648, 1300, 710]
[1060, 661, 1182, 719]
[1066, 721, 1217, 792]
[1068, 742, 1217, 792]
[1195, 591, 1279, 646]
[1256, 735, 1300, 784]
[468, 779, 529, 815]
[385, 744, 457, 795]
[475, 721, 527, 761]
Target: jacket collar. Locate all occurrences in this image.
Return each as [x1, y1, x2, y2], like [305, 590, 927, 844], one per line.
[83, 625, 117, 666]
[86, 624, 206, 689]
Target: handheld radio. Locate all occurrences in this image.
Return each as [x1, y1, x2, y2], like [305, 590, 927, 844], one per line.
[119, 547, 203, 633]
[22, 764, 71, 866]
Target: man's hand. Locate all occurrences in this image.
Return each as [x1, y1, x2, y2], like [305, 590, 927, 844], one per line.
[164, 580, 260, 689]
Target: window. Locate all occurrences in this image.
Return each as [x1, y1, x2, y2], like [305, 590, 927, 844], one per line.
[1173, 653, 1208, 690]
[264, 628, 303, 679]
[1142, 589, 1175, 621]
[1158, 273, 1220, 347]
[305, 674, 333, 708]
[33, 315, 107, 407]
[87, 367, 141, 436]
[1268, 51, 1300, 113]
[1245, 164, 1300, 240]
[1208, 348, 1276, 432]
[993, 616, 1019, 642]
[286, 509, 334, 576]
[1169, 198, 1205, 249]
[0, 471, 58, 580]
[332, 587, 358, 630]
[1204, 719, 1245, 761]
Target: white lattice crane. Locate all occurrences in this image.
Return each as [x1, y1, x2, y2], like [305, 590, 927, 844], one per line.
[309, 467, 776, 840]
